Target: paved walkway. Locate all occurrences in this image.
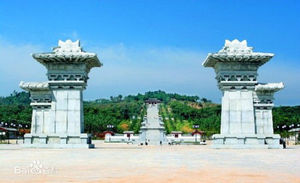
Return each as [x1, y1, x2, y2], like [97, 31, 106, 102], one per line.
[0, 141, 299, 183]
[144, 104, 161, 128]
[141, 104, 166, 145]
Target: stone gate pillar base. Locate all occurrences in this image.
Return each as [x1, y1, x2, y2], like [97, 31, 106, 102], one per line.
[22, 133, 94, 149]
[211, 134, 282, 149]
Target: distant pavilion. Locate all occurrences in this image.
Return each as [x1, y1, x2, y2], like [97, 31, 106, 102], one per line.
[145, 98, 161, 104]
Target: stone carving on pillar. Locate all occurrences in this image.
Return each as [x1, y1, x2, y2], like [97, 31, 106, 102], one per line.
[20, 40, 102, 148]
[203, 39, 284, 149]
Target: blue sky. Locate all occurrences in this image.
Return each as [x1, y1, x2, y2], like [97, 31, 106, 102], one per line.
[0, 0, 299, 105]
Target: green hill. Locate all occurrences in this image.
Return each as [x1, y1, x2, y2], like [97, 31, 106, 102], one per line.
[0, 91, 299, 138]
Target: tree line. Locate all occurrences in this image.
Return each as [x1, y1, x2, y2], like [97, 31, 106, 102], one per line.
[0, 91, 299, 138]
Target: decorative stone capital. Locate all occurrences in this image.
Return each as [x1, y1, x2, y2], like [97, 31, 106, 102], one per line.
[255, 82, 284, 93]
[19, 81, 49, 91]
[202, 39, 274, 68]
[54, 40, 82, 53]
[220, 39, 253, 54]
[32, 39, 102, 71]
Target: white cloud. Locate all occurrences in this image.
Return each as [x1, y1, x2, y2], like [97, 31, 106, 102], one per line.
[0, 40, 298, 105]
[86, 44, 220, 102]
[0, 39, 46, 95]
[258, 61, 300, 106]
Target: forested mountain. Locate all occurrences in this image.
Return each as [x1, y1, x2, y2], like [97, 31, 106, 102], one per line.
[84, 90, 212, 134]
[160, 101, 220, 136]
[0, 91, 299, 137]
[0, 91, 32, 126]
[0, 91, 30, 105]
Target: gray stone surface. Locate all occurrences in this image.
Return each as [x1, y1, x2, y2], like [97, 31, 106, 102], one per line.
[20, 40, 101, 148]
[139, 103, 167, 145]
[203, 39, 284, 149]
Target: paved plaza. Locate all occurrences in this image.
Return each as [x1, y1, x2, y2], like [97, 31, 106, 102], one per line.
[0, 141, 299, 183]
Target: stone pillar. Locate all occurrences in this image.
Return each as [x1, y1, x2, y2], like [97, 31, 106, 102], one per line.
[20, 40, 102, 148]
[203, 39, 284, 149]
[221, 90, 255, 135]
[253, 83, 284, 148]
[51, 88, 83, 135]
